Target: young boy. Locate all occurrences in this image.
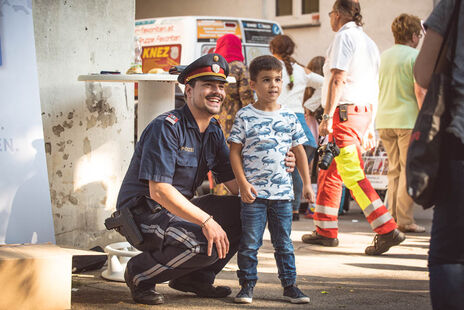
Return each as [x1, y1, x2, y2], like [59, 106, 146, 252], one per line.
[228, 55, 315, 304]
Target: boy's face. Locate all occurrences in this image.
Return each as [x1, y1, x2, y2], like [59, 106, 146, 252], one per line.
[250, 70, 282, 104]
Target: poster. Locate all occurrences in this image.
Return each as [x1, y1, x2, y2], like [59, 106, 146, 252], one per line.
[242, 20, 281, 44]
[362, 138, 389, 190]
[0, 0, 55, 244]
[141, 44, 181, 72]
[197, 19, 242, 42]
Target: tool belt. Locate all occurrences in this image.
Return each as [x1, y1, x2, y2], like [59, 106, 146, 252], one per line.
[104, 196, 162, 246]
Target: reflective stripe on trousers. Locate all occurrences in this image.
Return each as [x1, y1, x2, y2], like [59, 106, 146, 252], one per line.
[313, 105, 397, 238]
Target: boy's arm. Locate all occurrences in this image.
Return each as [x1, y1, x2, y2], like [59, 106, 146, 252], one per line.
[292, 144, 315, 202]
[229, 142, 257, 203]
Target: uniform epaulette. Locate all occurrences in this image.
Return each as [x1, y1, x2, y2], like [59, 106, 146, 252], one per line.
[165, 113, 180, 125]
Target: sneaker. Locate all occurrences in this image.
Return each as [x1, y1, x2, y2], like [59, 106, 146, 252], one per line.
[234, 285, 254, 304]
[301, 230, 339, 247]
[365, 228, 406, 255]
[168, 278, 231, 298]
[124, 268, 164, 305]
[398, 224, 426, 233]
[283, 285, 310, 304]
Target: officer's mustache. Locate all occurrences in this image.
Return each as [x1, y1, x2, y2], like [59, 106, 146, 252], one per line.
[206, 93, 224, 102]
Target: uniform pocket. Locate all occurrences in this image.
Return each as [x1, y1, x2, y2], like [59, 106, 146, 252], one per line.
[176, 153, 198, 167]
[172, 153, 198, 192]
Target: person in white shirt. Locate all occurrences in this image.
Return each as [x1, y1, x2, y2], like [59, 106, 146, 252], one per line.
[301, 0, 405, 255]
[270, 34, 323, 221]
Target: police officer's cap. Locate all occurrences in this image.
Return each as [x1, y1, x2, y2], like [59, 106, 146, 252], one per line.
[178, 53, 229, 85]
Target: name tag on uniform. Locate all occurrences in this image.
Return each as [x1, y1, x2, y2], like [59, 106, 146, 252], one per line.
[180, 146, 194, 152]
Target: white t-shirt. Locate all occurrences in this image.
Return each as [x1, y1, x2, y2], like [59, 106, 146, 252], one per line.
[321, 22, 380, 108]
[277, 61, 323, 114]
[227, 105, 308, 200]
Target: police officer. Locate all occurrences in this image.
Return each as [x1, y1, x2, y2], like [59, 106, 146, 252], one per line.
[114, 53, 295, 305]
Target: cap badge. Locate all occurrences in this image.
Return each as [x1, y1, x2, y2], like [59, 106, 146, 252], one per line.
[213, 55, 219, 62]
[211, 64, 220, 73]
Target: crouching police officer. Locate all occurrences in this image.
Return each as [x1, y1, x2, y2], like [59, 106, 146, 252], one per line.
[106, 53, 296, 305]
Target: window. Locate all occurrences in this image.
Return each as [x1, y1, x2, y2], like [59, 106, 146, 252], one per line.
[302, 0, 319, 14]
[276, 0, 292, 16]
[270, 0, 320, 28]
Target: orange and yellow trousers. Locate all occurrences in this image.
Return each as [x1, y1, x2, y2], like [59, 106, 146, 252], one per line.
[314, 105, 397, 238]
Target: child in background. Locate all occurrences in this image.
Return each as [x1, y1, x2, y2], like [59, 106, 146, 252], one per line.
[303, 55, 326, 218]
[270, 35, 322, 221]
[228, 55, 315, 304]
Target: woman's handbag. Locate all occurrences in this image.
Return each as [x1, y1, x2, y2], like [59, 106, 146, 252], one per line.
[406, 0, 460, 209]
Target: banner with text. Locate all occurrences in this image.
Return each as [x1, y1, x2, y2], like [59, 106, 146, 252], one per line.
[0, 1, 55, 244]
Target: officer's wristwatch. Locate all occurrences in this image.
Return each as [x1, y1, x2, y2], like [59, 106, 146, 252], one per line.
[322, 114, 333, 121]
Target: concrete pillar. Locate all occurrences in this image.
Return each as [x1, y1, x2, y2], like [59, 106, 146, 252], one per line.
[33, 0, 135, 248]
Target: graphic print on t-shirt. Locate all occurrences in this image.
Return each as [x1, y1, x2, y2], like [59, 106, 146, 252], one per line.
[228, 105, 307, 200]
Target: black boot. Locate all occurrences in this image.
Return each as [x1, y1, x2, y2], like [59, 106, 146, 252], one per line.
[124, 268, 164, 305]
[169, 278, 231, 298]
[301, 230, 339, 247]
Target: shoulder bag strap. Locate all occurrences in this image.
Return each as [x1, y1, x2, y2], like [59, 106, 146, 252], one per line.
[434, 0, 461, 74]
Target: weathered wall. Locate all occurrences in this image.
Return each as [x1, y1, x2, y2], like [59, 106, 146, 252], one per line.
[33, 0, 135, 248]
[136, 0, 264, 20]
[136, 0, 434, 65]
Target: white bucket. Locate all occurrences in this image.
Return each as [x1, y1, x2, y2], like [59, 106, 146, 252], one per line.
[101, 242, 141, 282]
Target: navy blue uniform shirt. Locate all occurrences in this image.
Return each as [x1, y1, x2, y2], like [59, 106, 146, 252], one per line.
[116, 104, 235, 210]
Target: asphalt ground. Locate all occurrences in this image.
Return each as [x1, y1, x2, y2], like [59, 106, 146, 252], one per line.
[71, 203, 433, 309]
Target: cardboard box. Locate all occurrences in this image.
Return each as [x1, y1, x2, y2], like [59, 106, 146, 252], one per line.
[0, 244, 73, 310]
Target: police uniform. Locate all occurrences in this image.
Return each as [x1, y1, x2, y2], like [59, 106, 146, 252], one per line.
[116, 54, 241, 292]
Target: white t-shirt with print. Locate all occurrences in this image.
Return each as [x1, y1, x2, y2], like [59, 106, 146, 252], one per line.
[228, 104, 308, 200]
[321, 21, 380, 108]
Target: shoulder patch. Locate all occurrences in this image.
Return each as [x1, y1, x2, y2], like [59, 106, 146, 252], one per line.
[165, 114, 179, 125]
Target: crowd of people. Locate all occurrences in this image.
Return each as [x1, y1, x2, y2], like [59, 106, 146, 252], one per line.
[107, 0, 463, 308]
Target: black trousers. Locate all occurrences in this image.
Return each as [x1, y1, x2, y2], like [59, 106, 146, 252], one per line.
[125, 194, 241, 289]
[429, 133, 464, 309]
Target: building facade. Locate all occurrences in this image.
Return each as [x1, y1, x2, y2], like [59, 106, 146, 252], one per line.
[136, 0, 434, 66]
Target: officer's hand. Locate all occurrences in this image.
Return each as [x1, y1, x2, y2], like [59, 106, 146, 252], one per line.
[284, 150, 296, 172]
[240, 182, 257, 204]
[319, 119, 333, 137]
[202, 219, 229, 259]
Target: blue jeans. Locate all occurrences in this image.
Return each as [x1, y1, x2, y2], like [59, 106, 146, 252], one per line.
[237, 198, 296, 287]
[429, 264, 464, 310]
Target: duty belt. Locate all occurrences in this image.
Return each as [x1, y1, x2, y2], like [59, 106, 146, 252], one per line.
[104, 196, 162, 245]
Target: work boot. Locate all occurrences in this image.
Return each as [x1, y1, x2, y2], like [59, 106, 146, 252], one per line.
[124, 268, 164, 305]
[283, 285, 310, 304]
[301, 230, 339, 247]
[365, 228, 406, 255]
[169, 278, 231, 298]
